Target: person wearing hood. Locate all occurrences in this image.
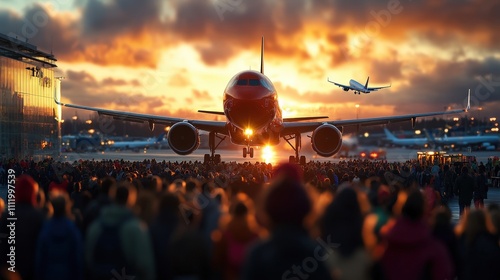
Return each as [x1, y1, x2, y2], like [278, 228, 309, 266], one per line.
[35, 193, 83, 280]
[85, 182, 155, 280]
[241, 163, 332, 280]
[378, 190, 453, 280]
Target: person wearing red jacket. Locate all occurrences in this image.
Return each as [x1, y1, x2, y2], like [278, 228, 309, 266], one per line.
[379, 190, 454, 280]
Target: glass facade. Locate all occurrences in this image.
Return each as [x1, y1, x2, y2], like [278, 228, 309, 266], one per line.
[0, 35, 61, 160]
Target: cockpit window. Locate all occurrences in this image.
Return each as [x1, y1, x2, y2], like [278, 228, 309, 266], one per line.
[236, 79, 248, 86]
[260, 79, 275, 91]
[249, 79, 260, 86]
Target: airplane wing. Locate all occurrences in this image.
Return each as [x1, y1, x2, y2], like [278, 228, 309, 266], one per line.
[198, 110, 225, 116]
[327, 77, 354, 91]
[55, 96, 228, 134]
[367, 84, 391, 91]
[281, 108, 467, 136]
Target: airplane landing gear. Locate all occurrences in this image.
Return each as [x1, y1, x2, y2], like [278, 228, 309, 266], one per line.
[284, 133, 306, 165]
[243, 147, 254, 158]
[204, 132, 226, 164]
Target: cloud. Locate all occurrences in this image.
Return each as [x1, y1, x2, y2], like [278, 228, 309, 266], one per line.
[192, 89, 212, 101]
[62, 69, 167, 108]
[2, 0, 500, 123]
[2, 0, 499, 69]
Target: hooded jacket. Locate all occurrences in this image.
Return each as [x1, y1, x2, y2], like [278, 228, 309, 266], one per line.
[380, 217, 453, 280]
[85, 204, 155, 280]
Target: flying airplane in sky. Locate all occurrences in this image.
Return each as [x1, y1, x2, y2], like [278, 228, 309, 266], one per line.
[327, 76, 391, 94]
[55, 38, 469, 164]
[108, 133, 165, 152]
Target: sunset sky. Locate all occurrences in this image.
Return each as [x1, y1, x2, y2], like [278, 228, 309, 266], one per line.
[2, 0, 500, 124]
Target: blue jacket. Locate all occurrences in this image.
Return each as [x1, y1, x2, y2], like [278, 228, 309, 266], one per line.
[35, 217, 83, 280]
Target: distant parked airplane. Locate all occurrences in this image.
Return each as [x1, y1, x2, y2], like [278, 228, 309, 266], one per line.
[109, 133, 165, 151]
[425, 130, 499, 151]
[383, 128, 428, 148]
[384, 126, 499, 151]
[328, 76, 391, 94]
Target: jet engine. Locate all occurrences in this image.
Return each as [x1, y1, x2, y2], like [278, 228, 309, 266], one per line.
[167, 122, 200, 155]
[311, 124, 343, 157]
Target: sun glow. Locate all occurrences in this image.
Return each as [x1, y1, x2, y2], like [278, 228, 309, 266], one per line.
[261, 145, 276, 164]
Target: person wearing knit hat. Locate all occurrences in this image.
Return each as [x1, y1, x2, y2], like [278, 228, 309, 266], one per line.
[0, 175, 45, 280]
[15, 174, 39, 206]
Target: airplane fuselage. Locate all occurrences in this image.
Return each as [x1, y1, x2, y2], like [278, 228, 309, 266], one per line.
[223, 70, 282, 146]
[349, 79, 369, 93]
[439, 135, 500, 146]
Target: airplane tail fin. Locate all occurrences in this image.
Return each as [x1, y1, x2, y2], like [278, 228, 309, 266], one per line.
[365, 76, 370, 88]
[260, 36, 264, 74]
[423, 129, 436, 142]
[156, 132, 166, 143]
[383, 128, 397, 140]
[466, 89, 470, 112]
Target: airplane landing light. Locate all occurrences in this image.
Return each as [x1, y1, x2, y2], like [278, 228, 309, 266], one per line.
[261, 145, 276, 164]
[244, 128, 253, 137]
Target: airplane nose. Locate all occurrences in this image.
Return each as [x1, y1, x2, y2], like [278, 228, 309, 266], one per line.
[225, 97, 275, 130]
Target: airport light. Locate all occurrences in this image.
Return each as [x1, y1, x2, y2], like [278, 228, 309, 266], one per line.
[72, 114, 78, 134]
[85, 120, 92, 125]
[364, 132, 369, 138]
[453, 117, 459, 122]
[490, 117, 497, 122]
[355, 104, 360, 119]
[415, 130, 421, 135]
[444, 128, 449, 133]
[492, 128, 499, 132]
[165, 126, 171, 132]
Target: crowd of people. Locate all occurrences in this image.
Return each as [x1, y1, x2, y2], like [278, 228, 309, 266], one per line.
[0, 156, 499, 280]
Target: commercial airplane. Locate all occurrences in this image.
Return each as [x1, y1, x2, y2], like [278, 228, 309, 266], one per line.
[327, 76, 391, 94]
[425, 131, 499, 151]
[108, 133, 165, 152]
[383, 128, 429, 148]
[384, 127, 499, 151]
[55, 38, 469, 164]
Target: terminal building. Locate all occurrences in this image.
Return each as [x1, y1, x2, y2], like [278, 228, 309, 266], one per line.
[0, 33, 61, 160]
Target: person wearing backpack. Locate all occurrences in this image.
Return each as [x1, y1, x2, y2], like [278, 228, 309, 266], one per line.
[35, 193, 83, 280]
[85, 182, 155, 280]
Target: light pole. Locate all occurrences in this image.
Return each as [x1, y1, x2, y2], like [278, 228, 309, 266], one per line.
[355, 104, 360, 119]
[72, 114, 78, 134]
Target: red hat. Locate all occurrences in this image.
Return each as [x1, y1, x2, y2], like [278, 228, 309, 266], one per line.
[15, 175, 39, 206]
[272, 163, 303, 182]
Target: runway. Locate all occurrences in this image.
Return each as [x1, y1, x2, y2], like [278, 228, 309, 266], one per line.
[57, 146, 500, 165]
